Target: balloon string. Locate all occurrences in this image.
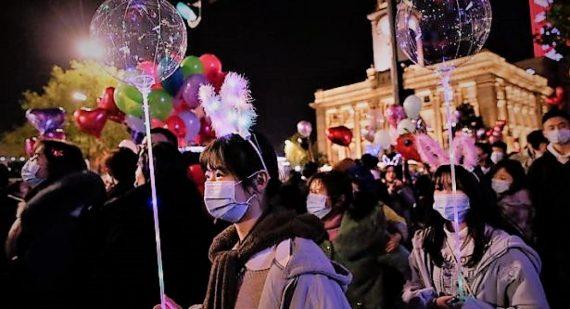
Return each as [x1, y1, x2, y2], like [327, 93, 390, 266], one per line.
[141, 87, 167, 309]
[440, 67, 466, 300]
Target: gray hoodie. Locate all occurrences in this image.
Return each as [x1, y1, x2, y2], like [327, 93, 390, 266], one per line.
[255, 237, 352, 309]
[403, 226, 549, 308]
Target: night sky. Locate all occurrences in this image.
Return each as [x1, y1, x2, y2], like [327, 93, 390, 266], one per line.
[0, 0, 534, 152]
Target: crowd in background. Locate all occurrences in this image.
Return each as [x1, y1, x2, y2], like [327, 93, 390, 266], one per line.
[0, 108, 568, 308]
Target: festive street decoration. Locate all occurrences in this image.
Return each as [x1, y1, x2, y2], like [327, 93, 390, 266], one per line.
[326, 126, 353, 147]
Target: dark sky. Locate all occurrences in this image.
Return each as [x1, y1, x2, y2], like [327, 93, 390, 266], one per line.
[0, 0, 533, 151]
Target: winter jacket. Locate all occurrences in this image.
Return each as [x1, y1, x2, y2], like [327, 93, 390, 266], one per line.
[5, 171, 106, 309]
[254, 237, 352, 309]
[320, 205, 410, 309]
[403, 225, 549, 308]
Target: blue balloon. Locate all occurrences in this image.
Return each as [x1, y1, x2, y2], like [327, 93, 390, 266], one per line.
[161, 67, 185, 95]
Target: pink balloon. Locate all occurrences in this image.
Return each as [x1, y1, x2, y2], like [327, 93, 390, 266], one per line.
[384, 105, 406, 128]
[297, 121, 312, 138]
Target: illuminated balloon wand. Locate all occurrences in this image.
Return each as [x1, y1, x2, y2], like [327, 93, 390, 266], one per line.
[396, 0, 492, 300]
[90, 1, 188, 307]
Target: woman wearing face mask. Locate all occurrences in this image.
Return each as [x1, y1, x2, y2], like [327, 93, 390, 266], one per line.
[307, 169, 410, 308]
[159, 133, 351, 309]
[381, 162, 416, 225]
[490, 159, 534, 242]
[5, 140, 106, 308]
[403, 165, 548, 309]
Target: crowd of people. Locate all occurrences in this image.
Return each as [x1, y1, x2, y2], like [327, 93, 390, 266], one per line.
[0, 108, 568, 308]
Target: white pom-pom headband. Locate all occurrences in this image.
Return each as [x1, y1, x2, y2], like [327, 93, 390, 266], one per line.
[416, 134, 478, 172]
[199, 72, 268, 173]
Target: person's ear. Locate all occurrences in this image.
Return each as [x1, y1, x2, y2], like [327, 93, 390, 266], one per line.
[252, 171, 269, 194]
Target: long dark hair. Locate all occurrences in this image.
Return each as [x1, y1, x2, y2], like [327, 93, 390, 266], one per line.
[424, 165, 516, 268]
[200, 133, 281, 203]
[489, 159, 527, 196]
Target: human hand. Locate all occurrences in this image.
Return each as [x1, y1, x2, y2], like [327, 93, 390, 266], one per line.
[153, 296, 183, 309]
[432, 295, 454, 309]
[385, 232, 402, 253]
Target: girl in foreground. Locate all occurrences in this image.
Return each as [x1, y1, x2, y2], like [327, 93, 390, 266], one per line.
[159, 133, 351, 309]
[403, 165, 548, 308]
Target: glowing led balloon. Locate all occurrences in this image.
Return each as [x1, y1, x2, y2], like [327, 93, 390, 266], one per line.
[396, 0, 492, 70]
[90, 0, 188, 90]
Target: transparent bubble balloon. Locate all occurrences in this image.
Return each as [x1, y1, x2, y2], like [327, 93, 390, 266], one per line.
[396, 0, 492, 70]
[90, 0, 187, 90]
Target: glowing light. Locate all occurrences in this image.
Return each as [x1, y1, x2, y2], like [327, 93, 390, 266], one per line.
[76, 39, 105, 59]
[72, 91, 88, 102]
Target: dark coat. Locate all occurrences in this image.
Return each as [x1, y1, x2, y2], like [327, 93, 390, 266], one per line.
[528, 150, 570, 308]
[4, 171, 106, 308]
[95, 173, 215, 309]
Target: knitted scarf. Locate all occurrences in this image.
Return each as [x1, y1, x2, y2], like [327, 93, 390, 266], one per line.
[203, 210, 326, 309]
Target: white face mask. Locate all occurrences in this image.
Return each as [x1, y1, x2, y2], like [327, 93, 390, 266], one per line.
[490, 151, 504, 164]
[306, 193, 330, 219]
[491, 178, 511, 194]
[21, 158, 44, 187]
[433, 192, 471, 223]
[544, 128, 570, 145]
[203, 172, 261, 223]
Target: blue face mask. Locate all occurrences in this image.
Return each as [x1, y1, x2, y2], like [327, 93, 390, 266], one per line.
[433, 192, 471, 223]
[21, 158, 44, 187]
[203, 172, 261, 223]
[306, 193, 330, 219]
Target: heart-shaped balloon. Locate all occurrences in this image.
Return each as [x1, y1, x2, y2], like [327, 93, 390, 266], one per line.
[326, 126, 353, 147]
[25, 137, 38, 156]
[97, 87, 125, 123]
[74, 108, 108, 138]
[395, 133, 421, 161]
[42, 129, 66, 140]
[26, 108, 66, 134]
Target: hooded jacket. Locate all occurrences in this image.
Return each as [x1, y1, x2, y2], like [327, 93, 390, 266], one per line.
[255, 237, 352, 309]
[403, 226, 549, 309]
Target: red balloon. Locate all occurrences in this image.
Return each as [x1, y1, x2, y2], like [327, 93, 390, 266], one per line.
[25, 137, 38, 156]
[199, 54, 222, 77]
[172, 90, 191, 112]
[395, 133, 421, 161]
[151, 118, 166, 129]
[97, 87, 125, 123]
[165, 115, 187, 138]
[194, 117, 216, 145]
[207, 71, 227, 92]
[73, 108, 108, 138]
[545, 86, 564, 107]
[187, 164, 206, 195]
[326, 126, 353, 147]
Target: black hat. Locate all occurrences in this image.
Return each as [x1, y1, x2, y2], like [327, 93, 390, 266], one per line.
[542, 108, 570, 124]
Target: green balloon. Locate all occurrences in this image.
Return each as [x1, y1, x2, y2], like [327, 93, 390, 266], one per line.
[148, 90, 173, 120]
[114, 84, 143, 118]
[180, 56, 204, 77]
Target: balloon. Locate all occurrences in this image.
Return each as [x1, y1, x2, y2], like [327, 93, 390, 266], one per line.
[361, 127, 375, 143]
[74, 108, 108, 138]
[181, 74, 208, 109]
[194, 117, 216, 145]
[397, 118, 416, 135]
[297, 121, 312, 138]
[165, 115, 187, 138]
[161, 67, 185, 96]
[403, 95, 422, 119]
[148, 89, 173, 120]
[384, 105, 406, 128]
[187, 164, 206, 194]
[151, 118, 166, 129]
[114, 84, 144, 117]
[545, 86, 564, 107]
[124, 115, 146, 133]
[26, 108, 66, 135]
[396, 0, 492, 70]
[326, 126, 353, 147]
[180, 56, 204, 77]
[207, 71, 227, 92]
[90, 0, 187, 89]
[396, 133, 421, 161]
[42, 129, 66, 140]
[25, 137, 38, 156]
[374, 130, 392, 150]
[97, 87, 125, 123]
[199, 54, 222, 78]
[178, 110, 201, 141]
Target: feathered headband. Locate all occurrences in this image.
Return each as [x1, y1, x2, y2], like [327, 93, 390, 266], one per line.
[380, 153, 403, 167]
[199, 72, 268, 172]
[415, 133, 478, 171]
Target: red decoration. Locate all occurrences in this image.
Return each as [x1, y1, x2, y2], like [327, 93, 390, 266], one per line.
[187, 164, 206, 195]
[151, 118, 166, 129]
[165, 114, 187, 138]
[199, 54, 222, 77]
[97, 87, 125, 123]
[194, 117, 216, 145]
[395, 133, 421, 161]
[207, 71, 227, 92]
[73, 108, 108, 138]
[326, 126, 353, 147]
[545, 86, 565, 108]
